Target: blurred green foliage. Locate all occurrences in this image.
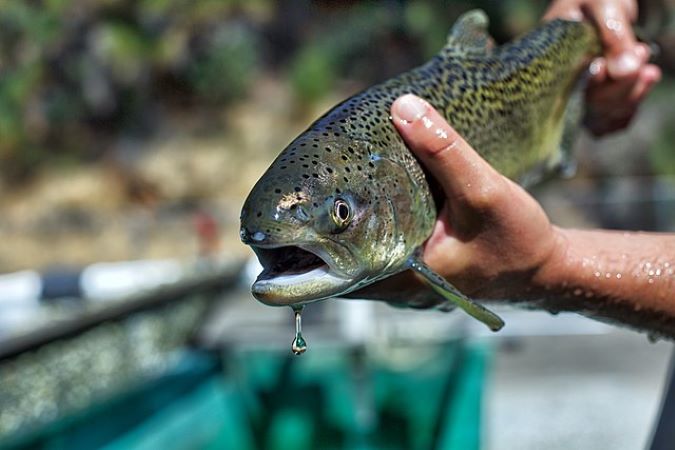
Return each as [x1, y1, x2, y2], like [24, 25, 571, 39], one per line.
[0, 0, 266, 180]
[649, 82, 675, 175]
[0, 0, 672, 183]
[188, 24, 259, 103]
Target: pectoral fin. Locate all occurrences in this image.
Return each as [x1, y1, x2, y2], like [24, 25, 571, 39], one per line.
[407, 257, 504, 332]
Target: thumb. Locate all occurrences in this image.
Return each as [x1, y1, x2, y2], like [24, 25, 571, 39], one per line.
[391, 94, 504, 211]
[583, 0, 642, 79]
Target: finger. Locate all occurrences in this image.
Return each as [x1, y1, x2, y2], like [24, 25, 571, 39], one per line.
[635, 42, 650, 63]
[588, 61, 660, 110]
[618, 0, 638, 22]
[391, 94, 502, 208]
[643, 64, 662, 85]
[628, 64, 662, 103]
[582, 0, 641, 78]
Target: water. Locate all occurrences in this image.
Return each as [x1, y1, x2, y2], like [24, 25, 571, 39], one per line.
[291, 305, 307, 355]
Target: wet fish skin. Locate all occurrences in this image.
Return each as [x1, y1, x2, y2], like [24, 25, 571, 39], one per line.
[240, 10, 599, 330]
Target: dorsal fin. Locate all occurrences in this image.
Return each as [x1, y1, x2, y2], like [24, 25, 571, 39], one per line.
[442, 9, 495, 57]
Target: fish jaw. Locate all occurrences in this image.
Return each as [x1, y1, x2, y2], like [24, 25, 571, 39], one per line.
[249, 242, 362, 306]
[252, 266, 354, 305]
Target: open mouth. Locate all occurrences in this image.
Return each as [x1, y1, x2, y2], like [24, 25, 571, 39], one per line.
[249, 244, 354, 305]
[256, 245, 328, 280]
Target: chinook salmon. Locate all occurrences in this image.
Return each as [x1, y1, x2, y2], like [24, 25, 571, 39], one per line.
[239, 10, 599, 331]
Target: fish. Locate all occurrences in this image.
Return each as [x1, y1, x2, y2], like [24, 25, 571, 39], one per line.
[239, 10, 599, 331]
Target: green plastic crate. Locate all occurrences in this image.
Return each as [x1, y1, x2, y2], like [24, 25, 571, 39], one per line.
[1, 341, 491, 450]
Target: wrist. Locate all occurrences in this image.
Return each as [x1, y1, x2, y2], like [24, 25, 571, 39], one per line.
[523, 225, 573, 301]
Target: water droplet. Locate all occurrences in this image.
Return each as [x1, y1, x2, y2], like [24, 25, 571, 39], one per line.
[291, 305, 307, 355]
[292, 334, 307, 355]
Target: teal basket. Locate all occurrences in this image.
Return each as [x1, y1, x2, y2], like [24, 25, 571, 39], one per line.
[1, 341, 491, 450]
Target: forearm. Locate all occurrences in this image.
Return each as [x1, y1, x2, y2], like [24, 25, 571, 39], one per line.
[530, 228, 675, 337]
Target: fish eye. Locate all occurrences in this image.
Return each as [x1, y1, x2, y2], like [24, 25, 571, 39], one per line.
[331, 198, 352, 231]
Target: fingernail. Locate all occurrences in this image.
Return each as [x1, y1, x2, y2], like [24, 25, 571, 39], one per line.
[635, 44, 649, 61]
[395, 94, 427, 123]
[608, 51, 640, 77]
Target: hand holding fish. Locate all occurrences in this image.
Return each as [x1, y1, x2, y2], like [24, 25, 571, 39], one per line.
[363, 94, 675, 338]
[350, 94, 561, 305]
[544, 0, 661, 135]
[242, 10, 674, 336]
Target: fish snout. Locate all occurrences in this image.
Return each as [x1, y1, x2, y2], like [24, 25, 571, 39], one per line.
[239, 226, 269, 245]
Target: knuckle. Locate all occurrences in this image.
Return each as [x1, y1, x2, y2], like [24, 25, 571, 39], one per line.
[428, 137, 460, 158]
[423, 125, 461, 158]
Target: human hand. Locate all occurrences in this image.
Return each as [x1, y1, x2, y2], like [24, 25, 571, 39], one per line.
[544, 0, 661, 135]
[347, 95, 563, 306]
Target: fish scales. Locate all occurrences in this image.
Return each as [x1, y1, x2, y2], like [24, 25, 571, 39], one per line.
[240, 10, 599, 330]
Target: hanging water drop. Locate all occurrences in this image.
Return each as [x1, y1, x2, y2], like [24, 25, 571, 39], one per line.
[291, 305, 307, 355]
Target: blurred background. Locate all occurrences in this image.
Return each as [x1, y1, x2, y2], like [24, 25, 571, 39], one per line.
[1, 0, 675, 449]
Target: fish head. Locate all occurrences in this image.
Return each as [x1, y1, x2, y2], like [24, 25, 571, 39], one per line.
[240, 130, 410, 306]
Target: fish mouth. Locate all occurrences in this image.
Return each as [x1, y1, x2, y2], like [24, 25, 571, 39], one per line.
[250, 243, 355, 306]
